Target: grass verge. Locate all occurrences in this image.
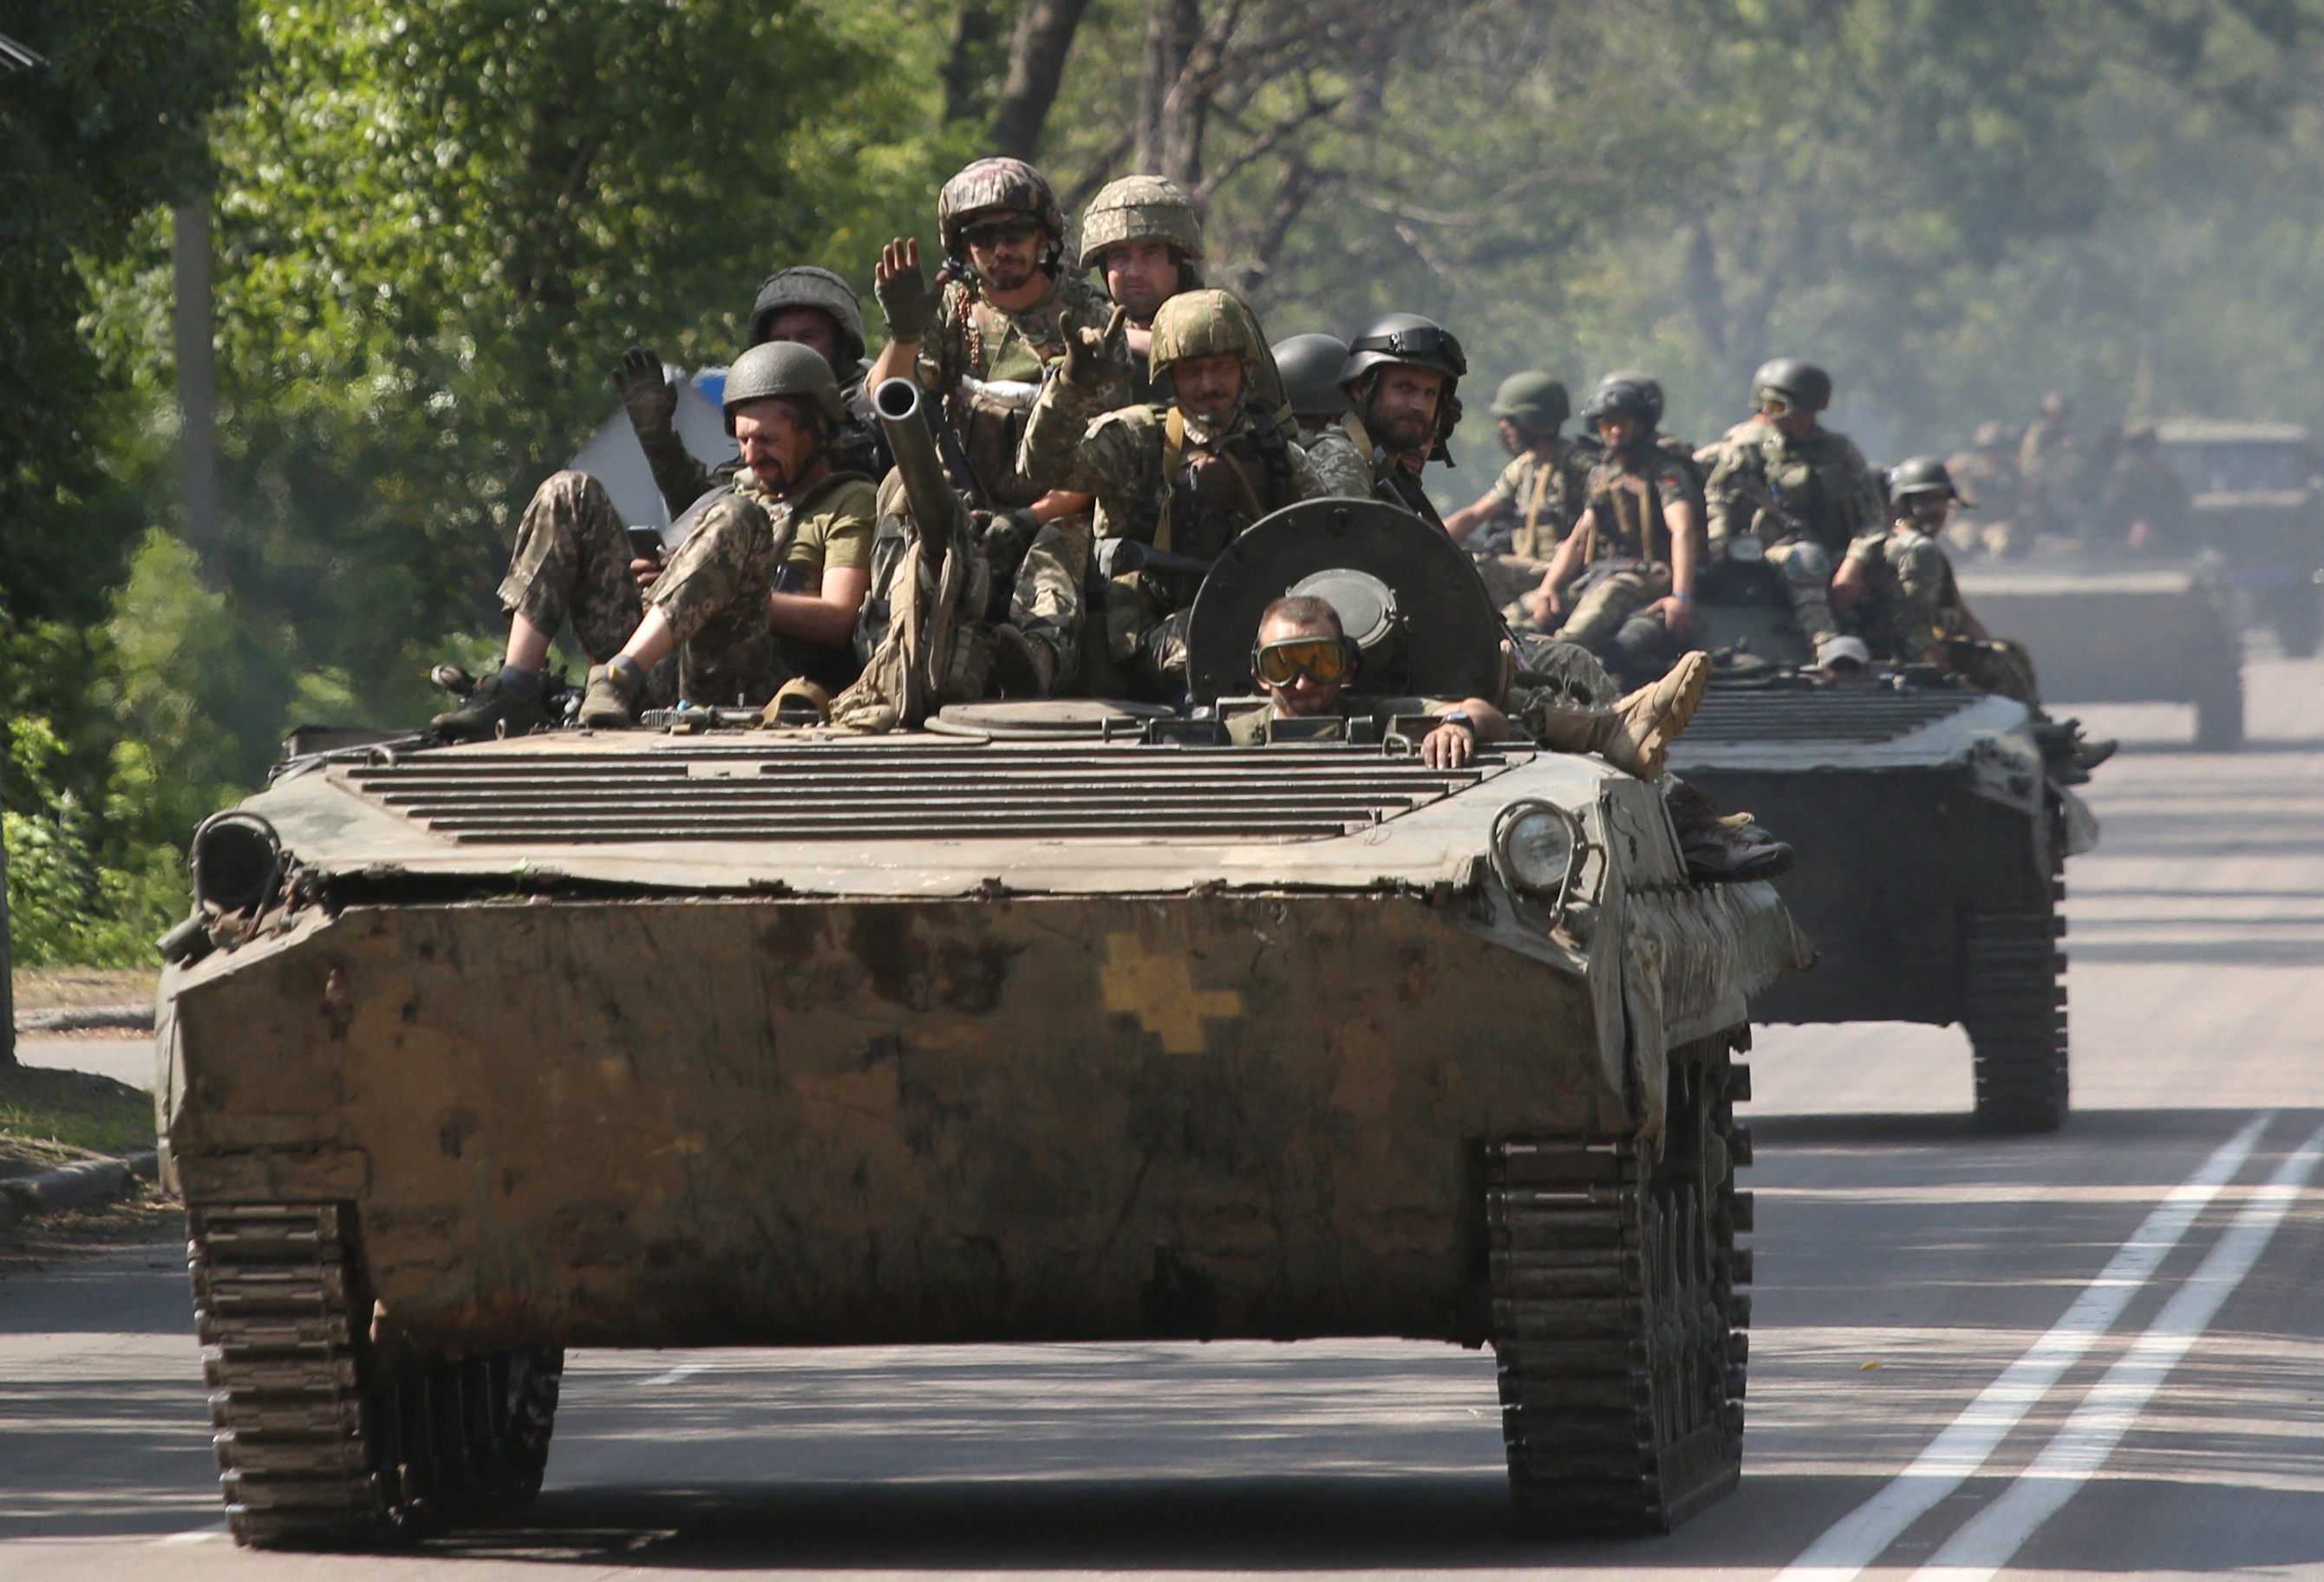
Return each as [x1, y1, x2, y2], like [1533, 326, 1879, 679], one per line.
[0, 1063, 158, 1168]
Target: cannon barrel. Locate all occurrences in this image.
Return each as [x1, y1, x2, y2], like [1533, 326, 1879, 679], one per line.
[872, 377, 961, 555]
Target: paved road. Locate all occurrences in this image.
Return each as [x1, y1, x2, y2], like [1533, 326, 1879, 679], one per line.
[6, 659, 2321, 1579]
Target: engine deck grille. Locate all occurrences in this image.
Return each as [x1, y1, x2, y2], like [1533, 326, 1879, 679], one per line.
[340, 741, 1505, 845]
[1685, 688, 1988, 744]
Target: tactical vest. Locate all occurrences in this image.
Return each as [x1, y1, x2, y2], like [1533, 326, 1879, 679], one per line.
[1755, 430, 1864, 555]
[944, 283, 1073, 509]
[1342, 413, 1443, 528]
[1156, 403, 1296, 560]
[1586, 445, 1673, 565]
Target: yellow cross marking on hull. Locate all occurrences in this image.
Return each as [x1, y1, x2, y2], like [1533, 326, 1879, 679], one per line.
[1100, 932, 1244, 1054]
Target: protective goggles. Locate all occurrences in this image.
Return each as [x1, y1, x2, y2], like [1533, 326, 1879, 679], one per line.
[1349, 325, 1468, 376]
[961, 216, 1044, 248]
[1254, 637, 1354, 686]
[1756, 391, 1796, 418]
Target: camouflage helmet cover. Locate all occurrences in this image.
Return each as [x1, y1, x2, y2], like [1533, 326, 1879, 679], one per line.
[1753, 356, 1833, 413]
[722, 340, 845, 431]
[938, 157, 1065, 258]
[1489, 370, 1570, 433]
[1272, 333, 1350, 420]
[1596, 368, 1666, 424]
[748, 266, 867, 368]
[1148, 288, 1269, 376]
[1077, 174, 1207, 268]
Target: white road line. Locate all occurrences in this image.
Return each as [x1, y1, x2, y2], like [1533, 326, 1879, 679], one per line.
[1911, 1117, 2324, 1581]
[1772, 1111, 2274, 1582]
[640, 1362, 708, 1386]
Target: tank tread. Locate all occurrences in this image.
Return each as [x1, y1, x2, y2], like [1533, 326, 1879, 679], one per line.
[1486, 1044, 1749, 1535]
[1964, 908, 2069, 1133]
[187, 1203, 564, 1549]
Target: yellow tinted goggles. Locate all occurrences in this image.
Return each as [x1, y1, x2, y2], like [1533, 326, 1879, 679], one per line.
[1255, 637, 1352, 686]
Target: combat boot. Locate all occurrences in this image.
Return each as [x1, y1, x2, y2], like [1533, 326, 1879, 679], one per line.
[1597, 650, 1711, 780]
[578, 656, 647, 729]
[431, 667, 546, 742]
[989, 623, 1058, 698]
[1664, 776, 1794, 884]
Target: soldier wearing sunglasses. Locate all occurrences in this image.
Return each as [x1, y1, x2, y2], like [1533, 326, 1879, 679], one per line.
[865, 158, 1124, 695]
[1699, 357, 1885, 651]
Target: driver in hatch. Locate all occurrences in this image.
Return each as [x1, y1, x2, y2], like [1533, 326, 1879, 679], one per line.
[1226, 596, 1710, 778]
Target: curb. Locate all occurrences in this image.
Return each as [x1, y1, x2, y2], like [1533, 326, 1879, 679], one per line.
[14, 1005, 155, 1035]
[0, 1150, 160, 1229]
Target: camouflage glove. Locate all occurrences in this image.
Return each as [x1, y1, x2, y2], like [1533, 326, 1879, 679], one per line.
[612, 346, 677, 441]
[1063, 305, 1132, 390]
[874, 244, 941, 342]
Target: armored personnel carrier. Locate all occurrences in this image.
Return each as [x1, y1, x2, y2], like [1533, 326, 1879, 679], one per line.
[1954, 556, 2242, 749]
[2157, 419, 2321, 657]
[157, 491, 1809, 1548]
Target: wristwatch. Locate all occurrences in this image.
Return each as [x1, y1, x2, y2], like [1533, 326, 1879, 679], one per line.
[1439, 710, 1476, 735]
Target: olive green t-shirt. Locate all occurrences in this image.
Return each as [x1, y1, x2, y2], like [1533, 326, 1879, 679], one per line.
[734, 470, 877, 574]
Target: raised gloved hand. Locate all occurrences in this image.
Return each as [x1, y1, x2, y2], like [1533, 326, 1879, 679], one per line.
[978, 507, 1042, 569]
[611, 346, 677, 441]
[874, 237, 941, 342]
[1063, 304, 1131, 390]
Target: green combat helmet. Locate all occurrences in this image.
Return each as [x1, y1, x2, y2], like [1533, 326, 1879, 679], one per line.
[1595, 368, 1666, 424]
[1147, 288, 1269, 379]
[748, 266, 867, 369]
[1077, 174, 1207, 270]
[1753, 357, 1833, 413]
[1890, 454, 1972, 506]
[1490, 370, 1570, 435]
[722, 340, 845, 434]
[1272, 334, 1350, 421]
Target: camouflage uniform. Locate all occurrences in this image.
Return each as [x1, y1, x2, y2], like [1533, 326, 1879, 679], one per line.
[1018, 378, 1322, 697]
[1699, 416, 1884, 645]
[496, 470, 679, 707]
[1468, 441, 1594, 611]
[640, 467, 878, 708]
[914, 269, 1125, 687]
[1551, 437, 1700, 652]
[1844, 523, 2040, 705]
[2096, 446, 2192, 552]
[1304, 414, 1441, 523]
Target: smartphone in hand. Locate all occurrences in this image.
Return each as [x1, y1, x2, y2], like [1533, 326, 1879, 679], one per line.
[626, 526, 666, 563]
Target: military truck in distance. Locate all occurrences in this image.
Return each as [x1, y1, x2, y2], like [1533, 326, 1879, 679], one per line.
[2157, 419, 2322, 657]
[158, 498, 1809, 1548]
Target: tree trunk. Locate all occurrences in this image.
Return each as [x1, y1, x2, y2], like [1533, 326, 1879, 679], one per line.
[943, 2, 1002, 125]
[1135, 0, 1199, 174]
[991, 0, 1093, 160]
[2, 716, 14, 1071]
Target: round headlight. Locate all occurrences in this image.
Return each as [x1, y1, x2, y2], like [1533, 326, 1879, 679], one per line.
[1501, 806, 1577, 896]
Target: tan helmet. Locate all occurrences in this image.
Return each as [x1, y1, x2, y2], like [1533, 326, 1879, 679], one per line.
[1148, 289, 1268, 378]
[1076, 174, 1207, 269]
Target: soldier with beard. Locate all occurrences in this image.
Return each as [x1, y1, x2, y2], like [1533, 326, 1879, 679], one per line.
[865, 158, 1123, 695]
[1303, 314, 1467, 516]
[1015, 289, 1322, 700]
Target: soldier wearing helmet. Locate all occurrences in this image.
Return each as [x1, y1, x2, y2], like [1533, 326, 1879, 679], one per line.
[1697, 356, 1884, 651]
[1519, 378, 1704, 683]
[1442, 371, 1594, 612]
[1076, 175, 1208, 400]
[1303, 314, 1468, 519]
[564, 342, 879, 729]
[610, 266, 891, 526]
[1945, 420, 2027, 556]
[863, 157, 1123, 696]
[1012, 288, 1323, 700]
[1272, 333, 1350, 448]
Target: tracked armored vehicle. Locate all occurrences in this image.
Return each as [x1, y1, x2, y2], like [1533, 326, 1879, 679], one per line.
[158, 495, 1809, 1548]
[1668, 683, 2088, 1131]
[1954, 555, 2243, 749]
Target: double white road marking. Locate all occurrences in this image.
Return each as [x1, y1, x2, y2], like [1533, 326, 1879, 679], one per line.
[1780, 1110, 2321, 1581]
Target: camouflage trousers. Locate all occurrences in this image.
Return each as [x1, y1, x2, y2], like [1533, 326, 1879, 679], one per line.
[1943, 637, 2042, 709]
[498, 471, 677, 706]
[643, 484, 807, 709]
[1553, 561, 1672, 650]
[1479, 552, 1552, 628]
[1102, 570, 1198, 703]
[1011, 513, 1088, 690]
[1766, 539, 1840, 646]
